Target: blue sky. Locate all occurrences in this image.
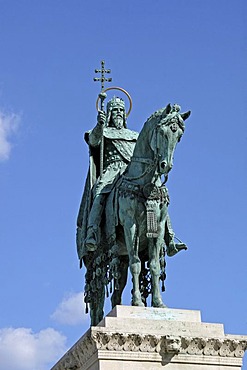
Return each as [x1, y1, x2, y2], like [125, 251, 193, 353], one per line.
[0, 1, 246, 369]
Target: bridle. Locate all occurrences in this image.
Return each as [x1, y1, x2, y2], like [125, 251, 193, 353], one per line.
[122, 115, 184, 183]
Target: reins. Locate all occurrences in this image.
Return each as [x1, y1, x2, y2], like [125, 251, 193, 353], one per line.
[122, 124, 160, 182]
[122, 156, 158, 181]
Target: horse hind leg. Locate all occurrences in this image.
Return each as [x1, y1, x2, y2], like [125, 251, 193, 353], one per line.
[111, 256, 129, 308]
[90, 285, 105, 326]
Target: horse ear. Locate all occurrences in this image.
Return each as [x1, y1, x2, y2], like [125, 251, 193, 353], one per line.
[181, 110, 191, 121]
[165, 103, 172, 115]
[150, 129, 157, 152]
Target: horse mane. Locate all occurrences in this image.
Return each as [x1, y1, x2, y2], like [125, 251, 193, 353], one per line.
[135, 105, 185, 150]
[146, 106, 186, 132]
[146, 107, 167, 124]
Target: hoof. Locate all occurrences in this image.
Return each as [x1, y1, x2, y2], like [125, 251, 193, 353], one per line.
[152, 299, 167, 308]
[132, 300, 145, 307]
[132, 294, 145, 307]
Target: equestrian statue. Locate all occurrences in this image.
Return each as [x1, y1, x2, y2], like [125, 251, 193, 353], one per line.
[76, 61, 191, 326]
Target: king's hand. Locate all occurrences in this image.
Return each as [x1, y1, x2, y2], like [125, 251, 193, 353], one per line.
[97, 110, 106, 125]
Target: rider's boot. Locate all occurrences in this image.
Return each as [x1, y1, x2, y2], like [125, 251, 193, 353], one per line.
[166, 241, 187, 257]
[165, 214, 187, 257]
[85, 194, 105, 252]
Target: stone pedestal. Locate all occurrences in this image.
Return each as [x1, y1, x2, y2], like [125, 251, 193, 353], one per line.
[51, 306, 247, 370]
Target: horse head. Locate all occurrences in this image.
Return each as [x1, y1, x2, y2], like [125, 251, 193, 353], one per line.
[150, 104, 191, 175]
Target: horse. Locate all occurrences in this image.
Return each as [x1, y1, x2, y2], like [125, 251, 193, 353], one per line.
[84, 103, 191, 325]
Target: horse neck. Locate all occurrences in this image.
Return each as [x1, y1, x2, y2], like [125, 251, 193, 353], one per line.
[125, 121, 161, 186]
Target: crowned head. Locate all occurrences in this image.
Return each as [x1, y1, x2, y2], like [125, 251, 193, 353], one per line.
[106, 96, 127, 128]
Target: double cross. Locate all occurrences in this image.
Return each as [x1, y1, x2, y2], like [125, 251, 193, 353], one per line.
[93, 60, 112, 178]
[93, 60, 112, 92]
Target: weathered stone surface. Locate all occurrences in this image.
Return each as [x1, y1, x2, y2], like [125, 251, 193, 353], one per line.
[51, 306, 247, 370]
[106, 305, 201, 322]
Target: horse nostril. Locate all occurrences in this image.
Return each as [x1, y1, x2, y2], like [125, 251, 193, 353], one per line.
[160, 161, 167, 169]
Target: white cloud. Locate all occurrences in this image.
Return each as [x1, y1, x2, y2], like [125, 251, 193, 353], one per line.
[0, 111, 20, 161]
[0, 295, 86, 369]
[0, 327, 67, 370]
[51, 291, 87, 325]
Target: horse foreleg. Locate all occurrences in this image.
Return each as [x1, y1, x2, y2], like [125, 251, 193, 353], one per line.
[124, 223, 144, 307]
[149, 238, 166, 308]
[130, 256, 144, 306]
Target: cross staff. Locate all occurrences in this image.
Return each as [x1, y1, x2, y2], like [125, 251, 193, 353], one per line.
[93, 60, 112, 111]
[93, 60, 112, 178]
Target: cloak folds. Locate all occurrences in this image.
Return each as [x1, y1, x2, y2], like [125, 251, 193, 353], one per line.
[76, 127, 138, 263]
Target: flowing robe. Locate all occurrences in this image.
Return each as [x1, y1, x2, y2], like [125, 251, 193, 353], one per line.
[76, 126, 138, 262]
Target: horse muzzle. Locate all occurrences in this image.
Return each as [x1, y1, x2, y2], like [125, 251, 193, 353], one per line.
[159, 160, 173, 174]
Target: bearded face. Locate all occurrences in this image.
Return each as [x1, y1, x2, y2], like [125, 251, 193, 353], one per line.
[110, 106, 125, 129]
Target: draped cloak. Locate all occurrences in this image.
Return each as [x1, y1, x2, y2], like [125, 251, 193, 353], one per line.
[76, 127, 138, 262]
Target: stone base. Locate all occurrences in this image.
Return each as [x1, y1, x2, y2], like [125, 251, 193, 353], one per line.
[51, 306, 247, 370]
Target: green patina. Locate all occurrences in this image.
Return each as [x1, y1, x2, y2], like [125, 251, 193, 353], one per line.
[76, 62, 191, 326]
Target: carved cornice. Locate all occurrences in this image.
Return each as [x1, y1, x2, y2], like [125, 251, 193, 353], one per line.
[180, 336, 247, 357]
[51, 335, 97, 370]
[51, 332, 247, 370]
[92, 332, 161, 353]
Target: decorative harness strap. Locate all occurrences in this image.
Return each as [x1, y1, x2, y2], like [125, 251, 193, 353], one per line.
[119, 179, 170, 239]
[120, 126, 167, 238]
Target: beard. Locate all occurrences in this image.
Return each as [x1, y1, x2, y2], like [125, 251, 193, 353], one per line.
[112, 116, 124, 129]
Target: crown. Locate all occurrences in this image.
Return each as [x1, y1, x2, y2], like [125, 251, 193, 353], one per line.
[107, 96, 125, 111]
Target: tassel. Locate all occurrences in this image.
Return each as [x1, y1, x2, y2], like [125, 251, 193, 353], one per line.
[162, 279, 165, 292]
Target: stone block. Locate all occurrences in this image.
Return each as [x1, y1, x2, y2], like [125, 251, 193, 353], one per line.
[51, 306, 247, 370]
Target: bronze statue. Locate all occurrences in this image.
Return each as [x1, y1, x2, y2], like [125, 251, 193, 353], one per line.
[76, 62, 191, 325]
[83, 97, 138, 253]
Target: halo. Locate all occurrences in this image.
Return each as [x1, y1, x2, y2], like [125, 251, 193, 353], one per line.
[96, 86, 132, 117]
